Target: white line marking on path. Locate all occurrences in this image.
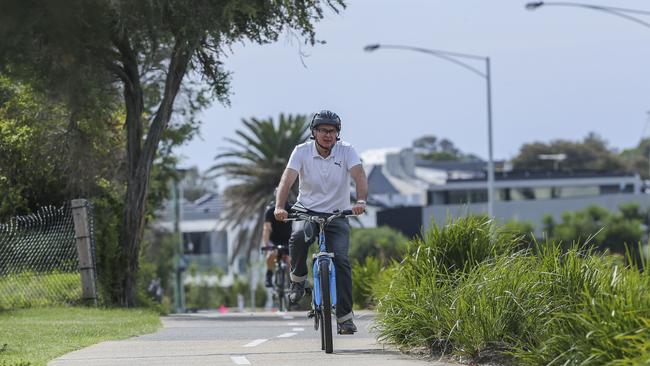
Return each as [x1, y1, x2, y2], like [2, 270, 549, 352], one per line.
[277, 332, 298, 338]
[243, 339, 268, 347]
[282, 315, 294, 320]
[287, 322, 300, 326]
[231, 356, 251, 365]
[292, 327, 305, 331]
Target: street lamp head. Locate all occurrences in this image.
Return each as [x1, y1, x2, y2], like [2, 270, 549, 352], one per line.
[525, 2, 545, 11]
[364, 44, 381, 52]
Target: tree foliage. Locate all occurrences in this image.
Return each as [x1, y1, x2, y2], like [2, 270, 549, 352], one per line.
[0, 0, 344, 306]
[413, 134, 480, 161]
[210, 114, 310, 262]
[543, 204, 644, 254]
[512, 132, 626, 173]
[0, 75, 124, 219]
[620, 138, 650, 179]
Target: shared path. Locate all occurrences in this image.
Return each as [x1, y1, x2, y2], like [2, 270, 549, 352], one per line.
[49, 310, 459, 366]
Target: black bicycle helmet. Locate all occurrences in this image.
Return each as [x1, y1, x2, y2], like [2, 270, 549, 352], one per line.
[310, 110, 341, 132]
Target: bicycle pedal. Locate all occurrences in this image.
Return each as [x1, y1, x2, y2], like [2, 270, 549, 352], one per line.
[307, 310, 315, 319]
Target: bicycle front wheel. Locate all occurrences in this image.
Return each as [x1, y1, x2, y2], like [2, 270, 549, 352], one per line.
[319, 260, 333, 353]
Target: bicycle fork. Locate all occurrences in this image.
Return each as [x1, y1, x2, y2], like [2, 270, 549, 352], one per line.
[312, 231, 337, 309]
[312, 256, 337, 308]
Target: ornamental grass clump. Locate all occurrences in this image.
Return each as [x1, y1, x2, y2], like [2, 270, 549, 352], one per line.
[409, 215, 521, 275]
[374, 215, 522, 353]
[375, 215, 650, 365]
[511, 245, 650, 365]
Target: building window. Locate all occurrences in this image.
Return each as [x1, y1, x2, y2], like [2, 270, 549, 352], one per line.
[183, 232, 211, 254]
[511, 187, 536, 200]
[555, 186, 599, 198]
[533, 187, 552, 200]
[497, 188, 511, 201]
[447, 189, 487, 204]
[600, 184, 634, 194]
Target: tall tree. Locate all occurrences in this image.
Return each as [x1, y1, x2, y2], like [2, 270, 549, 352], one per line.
[0, 0, 344, 306]
[210, 114, 310, 262]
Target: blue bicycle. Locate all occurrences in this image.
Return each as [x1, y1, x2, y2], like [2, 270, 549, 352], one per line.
[287, 209, 354, 354]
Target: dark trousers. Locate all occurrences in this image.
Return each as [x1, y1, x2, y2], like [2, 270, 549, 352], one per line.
[289, 217, 353, 322]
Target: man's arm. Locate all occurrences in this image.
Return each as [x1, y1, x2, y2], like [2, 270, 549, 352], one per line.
[261, 222, 272, 247]
[274, 168, 298, 220]
[350, 164, 368, 215]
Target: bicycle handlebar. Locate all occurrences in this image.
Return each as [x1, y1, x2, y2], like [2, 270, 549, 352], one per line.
[286, 209, 356, 225]
[261, 244, 288, 252]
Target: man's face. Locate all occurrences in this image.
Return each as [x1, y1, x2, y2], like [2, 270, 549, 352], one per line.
[313, 125, 338, 149]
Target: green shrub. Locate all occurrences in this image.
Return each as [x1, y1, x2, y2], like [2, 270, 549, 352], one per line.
[184, 273, 267, 310]
[349, 226, 408, 266]
[546, 204, 643, 254]
[351, 256, 384, 309]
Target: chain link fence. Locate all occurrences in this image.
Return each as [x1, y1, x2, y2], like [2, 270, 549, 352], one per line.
[0, 201, 97, 310]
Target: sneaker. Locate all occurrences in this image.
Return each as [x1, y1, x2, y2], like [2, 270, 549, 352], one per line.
[337, 319, 357, 335]
[288, 281, 305, 303]
[264, 271, 273, 288]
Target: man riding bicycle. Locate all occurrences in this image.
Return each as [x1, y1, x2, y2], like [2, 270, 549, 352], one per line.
[274, 109, 368, 335]
[262, 197, 293, 288]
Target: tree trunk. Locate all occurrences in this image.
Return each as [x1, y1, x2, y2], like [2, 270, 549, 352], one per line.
[113, 35, 195, 306]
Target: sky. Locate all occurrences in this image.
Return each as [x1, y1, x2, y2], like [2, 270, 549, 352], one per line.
[175, 0, 650, 178]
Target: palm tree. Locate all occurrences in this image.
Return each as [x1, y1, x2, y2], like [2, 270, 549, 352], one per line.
[210, 113, 310, 263]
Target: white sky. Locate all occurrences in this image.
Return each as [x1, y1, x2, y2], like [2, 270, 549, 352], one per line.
[175, 0, 650, 176]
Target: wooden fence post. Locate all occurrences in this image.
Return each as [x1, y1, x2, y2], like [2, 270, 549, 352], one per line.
[71, 199, 97, 304]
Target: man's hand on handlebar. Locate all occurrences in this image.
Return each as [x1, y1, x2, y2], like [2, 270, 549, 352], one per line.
[351, 201, 366, 216]
[274, 207, 288, 221]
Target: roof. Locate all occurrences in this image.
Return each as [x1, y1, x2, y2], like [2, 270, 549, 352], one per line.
[367, 165, 400, 195]
[447, 171, 638, 183]
[415, 158, 487, 171]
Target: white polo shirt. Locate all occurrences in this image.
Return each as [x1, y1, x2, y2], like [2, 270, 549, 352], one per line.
[287, 140, 362, 213]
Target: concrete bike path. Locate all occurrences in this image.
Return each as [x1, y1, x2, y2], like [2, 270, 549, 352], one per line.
[48, 310, 461, 366]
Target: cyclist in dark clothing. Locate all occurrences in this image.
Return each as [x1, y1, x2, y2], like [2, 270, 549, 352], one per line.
[262, 201, 293, 287]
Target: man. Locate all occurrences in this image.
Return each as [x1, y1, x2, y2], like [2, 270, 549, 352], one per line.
[274, 109, 368, 335]
[261, 198, 292, 288]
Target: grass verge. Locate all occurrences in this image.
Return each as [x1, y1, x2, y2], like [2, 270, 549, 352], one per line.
[0, 306, 161, 366]
[0, 272, 81, 311]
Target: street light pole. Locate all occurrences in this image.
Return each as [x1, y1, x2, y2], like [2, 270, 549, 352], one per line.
[364, 44, 496, 217]
[485, 57, 495, 218]
[525, 2, 650, 29]
[172, 168, 188, 314]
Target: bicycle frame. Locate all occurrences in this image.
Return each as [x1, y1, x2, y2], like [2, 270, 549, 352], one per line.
[286, 209, 354, 353]
[311, 220, 337, 310]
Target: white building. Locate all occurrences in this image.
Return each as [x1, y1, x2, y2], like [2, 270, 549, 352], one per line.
[362, 147, 650, 237]
[154, 193, 246, 286]
[424, 171, 650, 235]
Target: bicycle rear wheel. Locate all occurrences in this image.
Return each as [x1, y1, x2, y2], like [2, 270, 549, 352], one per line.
[319, 260, 333, 353]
